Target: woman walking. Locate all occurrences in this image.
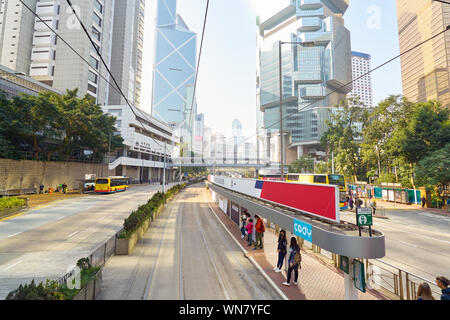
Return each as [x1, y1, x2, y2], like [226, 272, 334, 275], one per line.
[416, 283, 434, 300]
[274, 230, 287, 273]
[240, 213, 248, 239]
[246, 218, 254, 246]
[283, 237, 301, 287]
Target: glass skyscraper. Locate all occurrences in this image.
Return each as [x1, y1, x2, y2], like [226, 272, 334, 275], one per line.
[257, 0, 352, 161]
[151, 0, 198, 127]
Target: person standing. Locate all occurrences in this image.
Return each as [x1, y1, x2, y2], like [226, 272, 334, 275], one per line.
[371, 200, 377, 216]
[62, 183, 67, 195]
[436, 276, 450, 300]
[421, 196, 426, 208]
[283, 237, 301, 287]
[39, 184, 44, 195]
[246, 218, 254, 246]
[240, 213, 248, 239]
[274, 230, 287, 273]
[253, 215, 265, 250]
[349, 197, 354, 210]
[416, 283, 434, 300]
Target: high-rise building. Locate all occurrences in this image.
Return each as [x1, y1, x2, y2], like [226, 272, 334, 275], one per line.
[29, 0, 115, 105]
[108, 0, 145, 109]
[151, 0, 197, 127]
[349, 51, 373, 108]
[396, 0, 450, 108]
[257, 0, 352, 163]
[0, 0, 38, 74]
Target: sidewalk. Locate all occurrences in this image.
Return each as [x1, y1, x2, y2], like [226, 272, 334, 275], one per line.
[354, 199, 450, 217]
[208, 199, 387, 300]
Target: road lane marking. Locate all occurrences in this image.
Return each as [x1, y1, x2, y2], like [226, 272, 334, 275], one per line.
[3, 260, 23, 271]
[7, 232, 21, 238]
[67, 231, 80, 238]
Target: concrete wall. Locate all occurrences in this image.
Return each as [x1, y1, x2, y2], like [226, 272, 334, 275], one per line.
[0, 158, 108, 191]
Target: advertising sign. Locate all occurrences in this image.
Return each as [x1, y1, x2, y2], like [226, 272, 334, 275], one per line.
[353, 260, 366, 293]
[293, 219, 312, 242]
[339, 256, 349, 274]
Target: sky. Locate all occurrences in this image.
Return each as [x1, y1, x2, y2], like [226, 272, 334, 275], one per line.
[141, 0, 403, 140]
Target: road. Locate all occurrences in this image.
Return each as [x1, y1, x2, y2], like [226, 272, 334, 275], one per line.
[340, 207, 450, 282]
[98, 184, 282, 300]
[0, 183, 177, 299]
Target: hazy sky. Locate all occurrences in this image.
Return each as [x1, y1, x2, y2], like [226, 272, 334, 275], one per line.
[141, 0, 403, 139]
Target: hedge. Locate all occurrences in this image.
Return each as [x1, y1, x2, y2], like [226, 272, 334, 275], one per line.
[118, 184, 186, 239]
[0, 197, 26, 211]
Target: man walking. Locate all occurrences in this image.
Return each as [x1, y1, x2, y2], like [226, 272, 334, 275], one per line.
[254, 215, 265, 250]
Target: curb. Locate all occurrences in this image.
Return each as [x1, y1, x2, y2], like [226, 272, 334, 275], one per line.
[207, 200, 289, 301]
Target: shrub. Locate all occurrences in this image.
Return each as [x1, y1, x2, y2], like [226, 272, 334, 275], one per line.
[0, 197, 26, 211]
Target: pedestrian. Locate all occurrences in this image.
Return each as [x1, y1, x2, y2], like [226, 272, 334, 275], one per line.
[283, 237, 301, 287]
[240, 213, 248, 239]
[274, 230, 287, 273]
[253, 215, 265, 250]
[62, 183, 67, 194]
[39, 184, 44, 195]
[421, 196, 426, 208]
[417, 283, 434, 300]
[349, 197, 354, 210]
[436, 276, 450, 300]
[371, 200, 377, 215]
[246, 218, 254, 246]
[356, 198, 362, 209]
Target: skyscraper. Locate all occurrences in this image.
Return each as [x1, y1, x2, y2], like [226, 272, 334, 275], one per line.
[349, 51, 373, 108]
[0, 0, 38, 75]
[257, 0, 352, 162]
[108, 0, 145, 109]
[29, 0, 115, 105]
[396, 0, 450, 108]
[151, 0, 197, 127]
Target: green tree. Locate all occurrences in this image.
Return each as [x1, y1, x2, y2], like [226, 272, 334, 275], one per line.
[288, 155, 314, 173]
[321, 98, 368, 181]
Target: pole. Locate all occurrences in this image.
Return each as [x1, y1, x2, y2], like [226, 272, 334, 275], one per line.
[344, 258, 359, 300]
[279, 41, 284, 181]
[332, 152, 335, 174]
[163, 141, 166, 193]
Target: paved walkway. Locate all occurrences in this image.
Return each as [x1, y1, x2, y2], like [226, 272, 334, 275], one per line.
[208, 196, 387, 300]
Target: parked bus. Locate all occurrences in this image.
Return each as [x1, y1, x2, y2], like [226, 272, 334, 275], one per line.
[95, 177, 129, 194]
[285, 173, 348, 210]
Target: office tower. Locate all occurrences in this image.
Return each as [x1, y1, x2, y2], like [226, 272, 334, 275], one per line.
[396, 0, 450, 108]
[257, 0, 352, 162]
[349, 51, 373, 108]
[193, 113, 204, 157]
[108, 0, 145, 109]
[0, 0, 38, 74]
[29, 0, 114, 105]
[151, 0, 197, 127]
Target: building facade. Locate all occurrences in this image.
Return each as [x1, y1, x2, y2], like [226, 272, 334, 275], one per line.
[349, 51, 373, 108]
[257, 0, 352, 162]
[396, 0, 450, 108]
[108, 0, 145, 108]
[0, 0, 38, 75]
[102, 104, 179, 183]
[151, 0, 197, 127]
[29, 0, 115, 105]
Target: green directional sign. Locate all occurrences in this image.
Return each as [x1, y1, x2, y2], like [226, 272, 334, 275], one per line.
[356, 207, 373, 226]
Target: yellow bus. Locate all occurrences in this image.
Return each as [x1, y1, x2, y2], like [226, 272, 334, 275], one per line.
[257, 169, 284, 181]
[285, 174, 348, 210]
[95, 177, 129, 194]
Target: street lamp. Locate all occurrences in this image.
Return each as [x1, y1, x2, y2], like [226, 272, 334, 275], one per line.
[278, 40, 315, 180]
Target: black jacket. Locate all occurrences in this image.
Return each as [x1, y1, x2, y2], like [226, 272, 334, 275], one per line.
[277, 238, 287, 253]
[441, 288, 450, 300]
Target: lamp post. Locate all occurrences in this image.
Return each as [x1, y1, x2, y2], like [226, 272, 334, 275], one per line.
[278, 41, 315, 180]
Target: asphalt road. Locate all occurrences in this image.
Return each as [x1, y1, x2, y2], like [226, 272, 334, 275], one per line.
[98, 185, 282, 300]
[0, 183, 178, 299]
[340, 208, 450, 282]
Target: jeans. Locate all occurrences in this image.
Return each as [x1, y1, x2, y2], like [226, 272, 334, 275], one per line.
[277, 252, 286, 269]
[287, 264, 299, 283]
[247, 232, 253, 245]
[240, 226, 246, 237]
[255, 232, 263, 249]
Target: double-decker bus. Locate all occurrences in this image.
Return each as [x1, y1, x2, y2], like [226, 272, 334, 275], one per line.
[95, 177, 129, 194]
[285, 173, 348, 210]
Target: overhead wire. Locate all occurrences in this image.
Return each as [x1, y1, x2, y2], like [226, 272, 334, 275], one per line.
[236, 24, 450, 149]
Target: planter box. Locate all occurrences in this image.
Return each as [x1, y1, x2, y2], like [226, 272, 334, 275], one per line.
[115, 231, 138, 256]
[73, 268, 103, 300]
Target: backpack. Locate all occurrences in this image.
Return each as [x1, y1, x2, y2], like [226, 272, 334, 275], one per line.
[293, 250, 302, 266]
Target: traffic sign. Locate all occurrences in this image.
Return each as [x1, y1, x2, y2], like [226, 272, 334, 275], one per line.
[356, 207, 373, 227]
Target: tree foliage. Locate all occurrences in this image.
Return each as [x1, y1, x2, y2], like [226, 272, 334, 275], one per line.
[0, 89, 123, 161]
[289, 155, 314, 173]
